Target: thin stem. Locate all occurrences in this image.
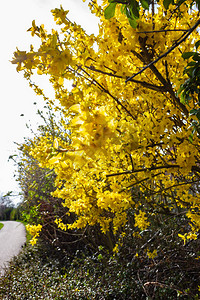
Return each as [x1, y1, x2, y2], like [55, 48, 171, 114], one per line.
[136, 29, 188, 33]
[80, 67, 135, 120]
[85, 65, 166, 92]
[106, 164, 179, 177]
[126, 19, 200, 82]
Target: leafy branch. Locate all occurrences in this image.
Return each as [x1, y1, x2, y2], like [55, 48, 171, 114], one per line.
[104, 0, 150, 28]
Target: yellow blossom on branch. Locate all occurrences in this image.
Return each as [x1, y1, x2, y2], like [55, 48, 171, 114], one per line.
[12, 1, 200, 238]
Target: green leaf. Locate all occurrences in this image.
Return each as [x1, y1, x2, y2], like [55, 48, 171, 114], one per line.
[178, 85, 184, 94]
[195, 40, 200, 50]
[163, 0, 173, 9]
[125, 7, 132, 19]
[192, 53, 200, 61]
[195, 0, 200, 10]
[121, 4, 126, 14]
[185, 67, 195, 77]
[140, 0, 149, 9]
[97, 254, 103, 261]
[180, 93, 186, 104]
[128, 17, 138, 28]
[182, 52, 195, 59]
[187, 61, 196, 66]
[130, 0, 140, 19]
[188, 133, 193, 143]
[190, 109, 199, 115]
[104, 2, 117, 19]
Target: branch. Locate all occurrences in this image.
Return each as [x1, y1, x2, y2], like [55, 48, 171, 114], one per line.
[119, 172, 163, 193]
[106, 164, 179, 177]
[141, 229, 161, 249]
[151, 179, 200, 195]
[126, 18, 200, 83]
[131, 48, 189, 116]
[136, 29, 188, 34]
[144, 281, 189, 296]
[85, 65, 166, 92]
[192, 165, 200, 173]
[80, 67, 135, 120]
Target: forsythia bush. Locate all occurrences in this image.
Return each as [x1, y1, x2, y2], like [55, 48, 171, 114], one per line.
[26, 224, 42, 245]
[12, 0, 200, 246]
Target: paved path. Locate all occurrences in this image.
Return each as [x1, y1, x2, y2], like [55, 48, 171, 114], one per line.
[0, 221, 26, 276]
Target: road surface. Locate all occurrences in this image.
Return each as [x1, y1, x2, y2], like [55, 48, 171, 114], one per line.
[0, 221, 26, 276]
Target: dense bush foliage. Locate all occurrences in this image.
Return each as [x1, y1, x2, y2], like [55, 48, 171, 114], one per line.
[1, 230, 200, 299]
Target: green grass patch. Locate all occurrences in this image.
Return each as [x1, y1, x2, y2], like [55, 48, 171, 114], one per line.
[0, 223, 4, 230]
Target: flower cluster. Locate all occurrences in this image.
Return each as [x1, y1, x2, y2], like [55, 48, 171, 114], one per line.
[12, 1, 200, 242]
[26, 224, 42, 246]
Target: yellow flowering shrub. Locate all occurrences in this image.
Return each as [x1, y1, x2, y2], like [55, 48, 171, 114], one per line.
[134, 210, 150, 231]
[12, 1, 200, 244]
[26, 224, 42, 245]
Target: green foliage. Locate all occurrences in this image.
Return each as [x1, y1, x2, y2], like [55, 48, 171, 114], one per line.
[1, 221, 200, 300]
[9, 206, 23, 221]
[178, 45, 200, 138]
[21, 205, 41, 224]
[0, 223, 4, 230]
[0, 194, 14, 221]
[104, 2, 117, 19]
[103, 0, 200, 28]
[104, 0, 149, 28]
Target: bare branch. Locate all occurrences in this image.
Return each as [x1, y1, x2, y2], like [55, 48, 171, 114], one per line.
[80, 67, 135, 120]
[106, 164, 179, 177]
[85, 65, 166, 92]
[126, 19, 200, 83]
[136, 29, 188, 34]
[131, 47, 189, 116]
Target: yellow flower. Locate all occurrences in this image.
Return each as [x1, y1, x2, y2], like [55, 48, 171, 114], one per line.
[134, 211, 150, 231]
[147, 249, 157, 259]
[26, 224, 42, 245]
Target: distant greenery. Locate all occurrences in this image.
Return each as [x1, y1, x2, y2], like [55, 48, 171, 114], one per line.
[0, 193, 22, 221]
[0, 223, 4, 230]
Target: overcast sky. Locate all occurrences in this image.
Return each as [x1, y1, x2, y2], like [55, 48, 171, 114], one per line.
[0, 0, 99, 203]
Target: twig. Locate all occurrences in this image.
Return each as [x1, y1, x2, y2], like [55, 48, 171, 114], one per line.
[85, 65, 166, 92]
[141, 229, 161, 249]
[151, 179, 200, 195]
[137, 270, 151, 298]
[129, 154, 134, 171]
[126, 18, 200, 82]
[136, 29, 188, 33]
[106, 164, 179, 177]
[80, 67, 135, 119]
[144, 281, 189, 296]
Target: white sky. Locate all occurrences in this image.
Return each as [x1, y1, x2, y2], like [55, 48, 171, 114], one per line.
[0, 0, 99, 203]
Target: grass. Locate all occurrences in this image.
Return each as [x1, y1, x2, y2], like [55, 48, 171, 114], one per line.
[0, 223, 4, 230]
